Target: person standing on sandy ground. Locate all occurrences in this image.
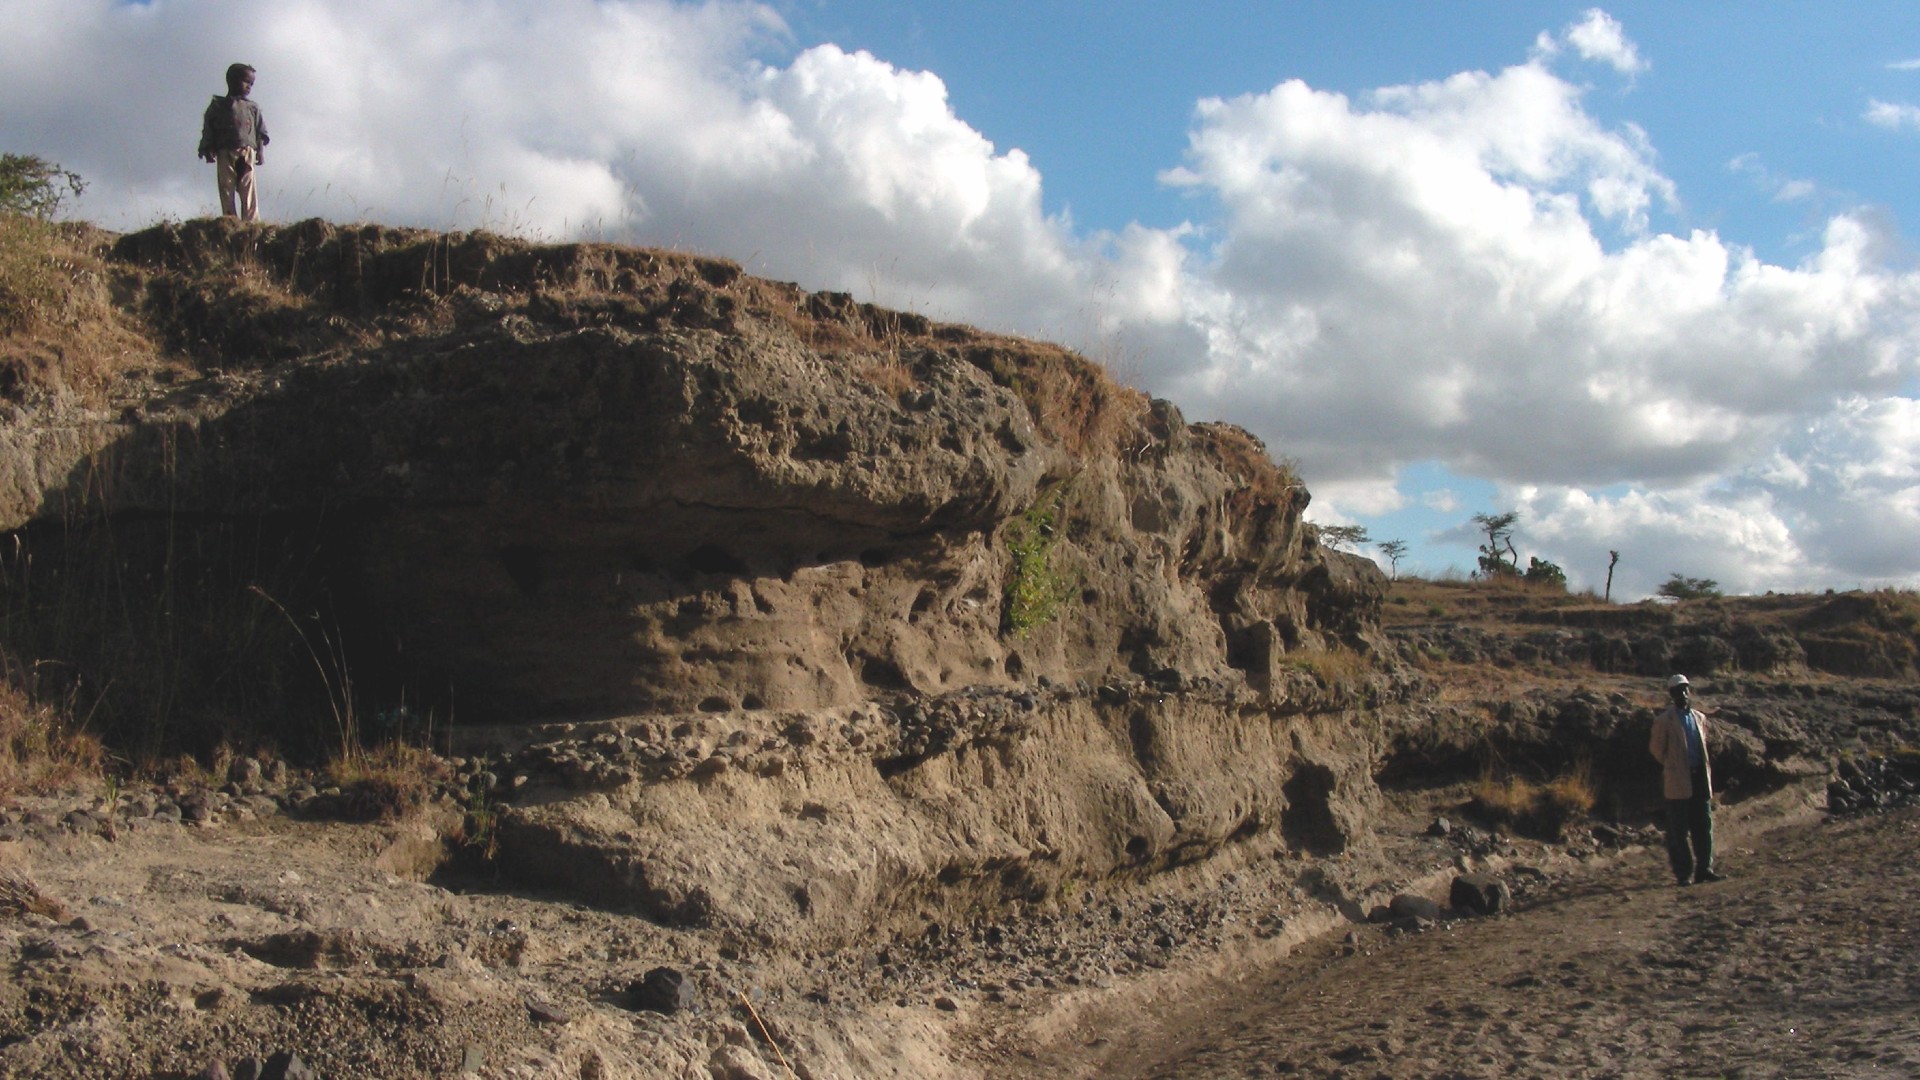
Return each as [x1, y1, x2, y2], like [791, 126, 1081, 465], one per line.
[1649, 673, 1723, 886]
[198, 63, 269, 221]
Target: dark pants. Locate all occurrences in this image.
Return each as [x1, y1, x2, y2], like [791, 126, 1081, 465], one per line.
[1664, 765, 1714, 883]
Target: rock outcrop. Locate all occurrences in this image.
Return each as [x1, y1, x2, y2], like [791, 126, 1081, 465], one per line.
[2, 218, 1390, 947]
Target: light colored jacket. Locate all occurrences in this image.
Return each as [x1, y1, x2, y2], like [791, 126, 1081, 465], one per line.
[1649, 705, 1712, 800]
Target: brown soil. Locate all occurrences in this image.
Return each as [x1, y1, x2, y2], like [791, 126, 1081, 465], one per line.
[984, 801, 1920, 1080]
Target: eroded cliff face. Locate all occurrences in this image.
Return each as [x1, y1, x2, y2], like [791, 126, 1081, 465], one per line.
[2, 218, 1389, 946]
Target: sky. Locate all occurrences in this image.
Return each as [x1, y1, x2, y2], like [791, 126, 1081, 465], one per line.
[4, 0, 1919, 599]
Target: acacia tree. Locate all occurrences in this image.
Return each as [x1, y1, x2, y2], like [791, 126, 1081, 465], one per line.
[1316, 523, 1370, 551]
[1376, 539, 1409, 579]
[0, 154, 86, 219]
[1658, 573, 1721, 601]
[1471, 511, 1520, 578]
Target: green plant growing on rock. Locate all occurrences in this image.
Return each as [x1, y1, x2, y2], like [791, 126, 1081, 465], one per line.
[1003, 482, 1077, 638]
[460, 772, 503, 866]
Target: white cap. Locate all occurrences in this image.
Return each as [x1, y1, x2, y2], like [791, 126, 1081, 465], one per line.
[1667, 673, 1690, 688]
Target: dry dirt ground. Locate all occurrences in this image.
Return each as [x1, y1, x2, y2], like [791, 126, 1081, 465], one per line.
[986, 800, 1920, 1080]
[2, 787, 1915, 1078]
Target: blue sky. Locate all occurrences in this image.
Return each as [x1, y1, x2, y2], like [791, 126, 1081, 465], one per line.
[5, 1, 1919, 597]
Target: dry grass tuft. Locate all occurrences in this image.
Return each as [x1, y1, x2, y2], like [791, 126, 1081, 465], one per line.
[328, 743, 449, 823]
[1473, 761, 1595, 840]
[0, 867, 68, 921]
[0, 663, 103, 799]
[1278, 648, 1371, 696]
[0, 216, 159, 403]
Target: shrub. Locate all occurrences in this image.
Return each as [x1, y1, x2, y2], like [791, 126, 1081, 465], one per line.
[1523, 556, 1567, 590]
[1003, 482, 1077, 637]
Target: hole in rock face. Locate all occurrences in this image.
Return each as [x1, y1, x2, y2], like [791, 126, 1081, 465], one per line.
[1281, 764, 1346, 857]
[859, 547, 894, 568]
[859, 657, 912, 691]
[684, 544, 747, 576]
[1124, 836, 1150, 858]
[1004, 654, 1026, 678]
[697, 696, 731, 713]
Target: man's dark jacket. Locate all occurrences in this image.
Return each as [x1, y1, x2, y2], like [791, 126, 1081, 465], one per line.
[199, 96, 269, 162]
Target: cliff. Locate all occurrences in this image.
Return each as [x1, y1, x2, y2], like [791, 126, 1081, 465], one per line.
[2, 217, 1389, 947]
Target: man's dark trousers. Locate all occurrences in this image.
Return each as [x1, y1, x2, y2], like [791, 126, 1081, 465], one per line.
[1665, 764, 1714, 884]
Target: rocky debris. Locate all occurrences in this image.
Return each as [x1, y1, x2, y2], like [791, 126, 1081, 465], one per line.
[0, 753, 457, 845]
[238, 1052, 319, 1080]
[1826, 751, 1920, 814]
[190, 1051, 317, 1080]
[1449, 873, 1512, 916]
[524, 994, 574, 1025]
[631, 965, 697, 1014]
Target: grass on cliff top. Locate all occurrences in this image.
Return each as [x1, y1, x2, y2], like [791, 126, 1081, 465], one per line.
[0, 213, 162, 405]
[9, 213, 1284, 488]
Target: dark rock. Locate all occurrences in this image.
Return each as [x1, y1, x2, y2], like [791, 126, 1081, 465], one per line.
[1450, 873, 1512, 916]
[526, 995, 574, 1024]
[1387, 893, 1441, 921]
[1427, 817, 1452, 837]
[630, 965, 696, 1014]
[195, 1063, 232, 1080]
[231, 1060, 264, 1080]
[261, 1051, 317, 1080]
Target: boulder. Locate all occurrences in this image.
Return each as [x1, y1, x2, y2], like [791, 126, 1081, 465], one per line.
[1450, 873, 1511, 916]
[631, 966, 696, 1014]
[1387, 893, 1441, 921]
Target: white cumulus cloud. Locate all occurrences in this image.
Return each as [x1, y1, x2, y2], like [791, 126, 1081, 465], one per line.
[1562, 9, 1649, 76]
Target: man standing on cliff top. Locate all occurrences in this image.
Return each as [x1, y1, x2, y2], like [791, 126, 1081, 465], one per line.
[1649, 673, 1723, 886]
[198, 63, 269, 221]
